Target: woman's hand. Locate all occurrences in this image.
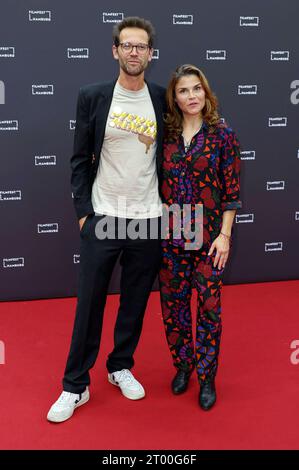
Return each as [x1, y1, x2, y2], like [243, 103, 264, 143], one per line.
[208, 233, 230, 270]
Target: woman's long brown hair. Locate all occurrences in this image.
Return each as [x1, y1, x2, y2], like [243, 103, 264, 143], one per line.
[164, 64, 221, 139]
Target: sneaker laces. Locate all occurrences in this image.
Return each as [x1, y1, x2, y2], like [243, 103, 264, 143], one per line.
[115, 369, 136, 386]
[57, 391, 78, 404]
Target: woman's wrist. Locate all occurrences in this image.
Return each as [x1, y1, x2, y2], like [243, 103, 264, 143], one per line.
[220, 231, 231, 240]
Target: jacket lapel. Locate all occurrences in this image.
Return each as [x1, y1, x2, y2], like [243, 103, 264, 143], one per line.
[146, 81, 164, 153]
[94, 80, 117, 159]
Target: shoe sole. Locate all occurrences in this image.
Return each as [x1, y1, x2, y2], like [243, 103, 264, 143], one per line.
[108, 376, 145, 400]
[172, 387, 188, 395]
[200, 403, 216, 411]
[199, 398, 217, 411]
[47, 393, 90, 423]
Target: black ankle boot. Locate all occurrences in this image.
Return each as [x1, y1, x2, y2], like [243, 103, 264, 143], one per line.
[171, 370, 191, 395]
[199, 377, 216, 410]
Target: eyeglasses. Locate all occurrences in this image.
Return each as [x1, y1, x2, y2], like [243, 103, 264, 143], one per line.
[118, 42, 150, 54]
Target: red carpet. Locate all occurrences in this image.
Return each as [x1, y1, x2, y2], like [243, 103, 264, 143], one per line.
[0, 280, 298, 450]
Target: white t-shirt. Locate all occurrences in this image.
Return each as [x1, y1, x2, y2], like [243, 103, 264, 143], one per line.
[91, 81, 162, 219]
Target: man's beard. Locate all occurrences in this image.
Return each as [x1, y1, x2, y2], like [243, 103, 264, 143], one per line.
[119, 58, 148, 76]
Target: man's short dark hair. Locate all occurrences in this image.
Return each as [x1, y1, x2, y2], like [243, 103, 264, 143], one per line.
[113, 16, 155, 48]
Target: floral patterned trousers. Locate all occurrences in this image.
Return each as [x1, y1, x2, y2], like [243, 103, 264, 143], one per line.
[159, 240, 225, 383]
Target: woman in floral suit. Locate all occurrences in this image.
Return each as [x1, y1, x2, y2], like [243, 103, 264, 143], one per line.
[159, 64, 242, 410]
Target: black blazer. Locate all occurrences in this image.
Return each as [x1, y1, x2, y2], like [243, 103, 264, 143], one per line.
[70, 80, 167, 219]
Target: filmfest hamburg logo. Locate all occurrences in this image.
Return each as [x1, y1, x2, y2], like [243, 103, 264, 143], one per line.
[102, 12, 124, 23]
[29, 11, 51, 21]
[152, 49, 159, 60]
[266, 181, 285, 191]
[235, 214, 254, 224]
[0, 120, 18, 131]
[37, 223, 59, 234]
[73, 255, 80, 264]
[271, 51, 289, 61]
[206, 50, 226, 60]
[268, 117, 287, 127]
[239, 16, 259, 27]
[241, 151, 255, 160]
[0, 190, 22, 200]
[265, 242, 283, 252]
[32, 85, 54, 95]
[3, 257, 25, 268]
[35, 155, 56, 166]
[238, 85, 257, 95]
[173, 15, 193, 25]
[0, 47, 15, 58]
[67, 48, 89, 59]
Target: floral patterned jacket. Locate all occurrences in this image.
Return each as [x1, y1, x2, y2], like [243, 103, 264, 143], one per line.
[161, 122, 242, 248]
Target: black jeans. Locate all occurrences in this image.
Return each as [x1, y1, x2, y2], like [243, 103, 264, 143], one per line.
[63, 214, 161, 393]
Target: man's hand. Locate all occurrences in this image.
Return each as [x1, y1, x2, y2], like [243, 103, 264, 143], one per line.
[79, 215, 88, 231]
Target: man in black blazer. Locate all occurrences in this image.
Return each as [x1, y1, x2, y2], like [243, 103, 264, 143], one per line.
[47, 17, 166, 423]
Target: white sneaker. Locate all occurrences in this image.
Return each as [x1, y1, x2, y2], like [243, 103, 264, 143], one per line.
[108, 369, 145, 400]
[47, 387, 89, 423]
